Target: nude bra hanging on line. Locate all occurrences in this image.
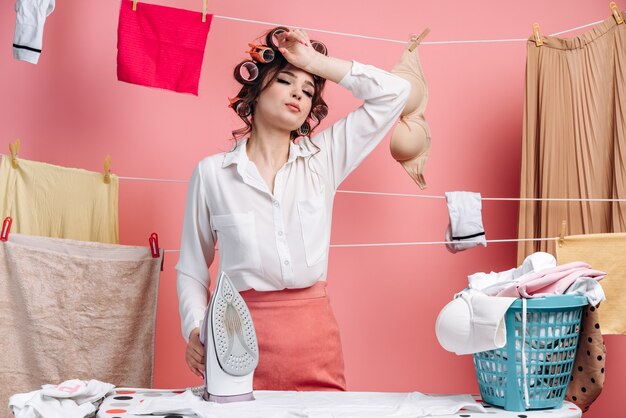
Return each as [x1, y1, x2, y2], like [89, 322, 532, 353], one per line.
[390, 28, 432, 190]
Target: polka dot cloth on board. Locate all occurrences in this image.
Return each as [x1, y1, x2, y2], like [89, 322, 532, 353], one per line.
[565, 304, 606, 413]
[95, 390, 581, 417]
[97, 389, 188, 417]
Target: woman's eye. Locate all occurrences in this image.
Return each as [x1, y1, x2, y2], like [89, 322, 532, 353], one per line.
[277, 78, 312, 98]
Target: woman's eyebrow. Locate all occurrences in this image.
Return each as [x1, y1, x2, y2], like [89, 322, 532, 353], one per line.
[279, 71, 315, 89]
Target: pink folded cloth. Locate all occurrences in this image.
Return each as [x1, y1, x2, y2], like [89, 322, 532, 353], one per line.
[497, 261, 606, 298]
[117, 0, 212, 95]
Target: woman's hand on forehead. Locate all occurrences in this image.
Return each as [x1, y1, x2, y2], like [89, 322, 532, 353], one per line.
[277, 28, 319, 70]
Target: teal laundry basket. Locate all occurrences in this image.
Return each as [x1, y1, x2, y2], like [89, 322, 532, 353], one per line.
[473, 294, 587, 412]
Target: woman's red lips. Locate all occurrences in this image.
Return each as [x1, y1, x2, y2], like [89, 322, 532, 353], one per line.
[286, 102, 300, 112]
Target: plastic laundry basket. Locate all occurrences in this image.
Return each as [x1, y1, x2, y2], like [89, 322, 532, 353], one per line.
[473, 294, 588, 412]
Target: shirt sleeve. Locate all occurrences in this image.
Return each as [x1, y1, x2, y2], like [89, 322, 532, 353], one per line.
[175, 163, 216, 342]
[13, 0, 56, 64]
[312, 60, 410, 189]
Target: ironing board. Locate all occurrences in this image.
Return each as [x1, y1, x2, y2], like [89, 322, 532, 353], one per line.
[96, 389, 582, 417]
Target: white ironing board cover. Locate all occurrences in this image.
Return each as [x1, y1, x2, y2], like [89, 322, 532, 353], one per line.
[96, 388, 582, 417]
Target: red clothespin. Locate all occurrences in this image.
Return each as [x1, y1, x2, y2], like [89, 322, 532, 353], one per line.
[149, 232, 164, 271]
[149, 233, 160, 258]
[1, 217, 13, 242]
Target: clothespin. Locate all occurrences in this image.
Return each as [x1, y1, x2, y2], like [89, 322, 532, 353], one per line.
[202, 0, 208, 22]
[610, 2, 624, 24]
[558, 220, 567, 247]
[532, 22, 544, 47]
[149, 233, 164, 271]
[149, 233, 160, 258]
[1, 217, 12, 242]
[408, 28, 430, 52]
[103, 155, 111, 184]
[9, 139, 20, 169]
[132, 0, 138, 11]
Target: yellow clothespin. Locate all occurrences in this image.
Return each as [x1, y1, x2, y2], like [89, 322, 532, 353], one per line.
[558, 220, 567, 247]
[103, 155, 112, 184]
[132, 0, 138, 11]
[9, 139, 20, 169]
[610, 2, 624, 24]
[408, 28, 430, 52]
[532, 22, 544, 47]
[202, 0, 208, 22]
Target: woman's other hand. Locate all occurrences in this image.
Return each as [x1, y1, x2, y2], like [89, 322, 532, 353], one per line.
[186, 327, 205, 377]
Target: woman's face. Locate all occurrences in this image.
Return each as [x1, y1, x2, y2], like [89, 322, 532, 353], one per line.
[253, 64, 316, 132]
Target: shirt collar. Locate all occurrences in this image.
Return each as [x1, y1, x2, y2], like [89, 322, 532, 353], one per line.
[221, 137, 315, 169]
[221, 139, 248, 168]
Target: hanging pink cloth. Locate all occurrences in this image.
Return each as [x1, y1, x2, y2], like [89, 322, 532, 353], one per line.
[116, 0, 212, 95]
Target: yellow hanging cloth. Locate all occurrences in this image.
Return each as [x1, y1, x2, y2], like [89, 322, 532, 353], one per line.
[557, 233, 626, 334]
[0, 155, 119, 244]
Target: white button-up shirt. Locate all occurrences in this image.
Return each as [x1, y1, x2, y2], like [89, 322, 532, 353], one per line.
[176, 61, 410, 340]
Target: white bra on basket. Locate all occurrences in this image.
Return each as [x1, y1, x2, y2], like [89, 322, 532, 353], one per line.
[435, 289, 516, 355]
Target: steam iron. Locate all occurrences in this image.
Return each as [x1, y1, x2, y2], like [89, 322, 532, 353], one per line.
[199, 271, 259, 403]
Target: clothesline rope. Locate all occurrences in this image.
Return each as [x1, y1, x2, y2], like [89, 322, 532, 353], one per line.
[117, 175, 626, 202]
[336, 190, 626, 202]
[331, 237, 555, 247]
[213, 14, 607, 45]
[161, 237, 556, 253]
[120, 175, 188, 183]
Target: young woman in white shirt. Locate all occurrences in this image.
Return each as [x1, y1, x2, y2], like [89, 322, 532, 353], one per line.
[176, 27, 409, 391]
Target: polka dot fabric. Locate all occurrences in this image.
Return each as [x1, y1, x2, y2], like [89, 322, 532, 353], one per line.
[565, 305, 606, 412]
[96, 389, 184, 417]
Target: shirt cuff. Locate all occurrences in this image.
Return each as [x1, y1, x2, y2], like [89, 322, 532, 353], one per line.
[13, 47, 40, 64]
[184, 318, 203, 343]
[338, 60, 359, 90]
[338, 60, 389, 99]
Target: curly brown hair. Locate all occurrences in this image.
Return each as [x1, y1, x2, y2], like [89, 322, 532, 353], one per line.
[229, 28, 328, 143]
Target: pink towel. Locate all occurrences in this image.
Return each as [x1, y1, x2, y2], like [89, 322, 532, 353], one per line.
[497, 261, 606, 298]
[116, 0, 211, 95]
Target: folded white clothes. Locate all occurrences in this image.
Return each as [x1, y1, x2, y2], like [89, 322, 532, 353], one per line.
[8, 393, 95, 418]
[13, 0, 56, 64]
[40, 379, 115, 405]
[444, 191, 486, 253]
[126, 389, 486, 418]
[9, 379, 115, 418]
[468, 252, 556, 294]
[435, 289, 517, 355]
[565, 277, 606, 307]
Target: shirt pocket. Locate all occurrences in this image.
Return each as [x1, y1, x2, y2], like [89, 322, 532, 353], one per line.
[297, 192, 328, 267]
[212, 212, 262, 273]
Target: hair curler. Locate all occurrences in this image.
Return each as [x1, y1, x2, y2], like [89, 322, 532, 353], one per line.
[246, 43, 275, 63]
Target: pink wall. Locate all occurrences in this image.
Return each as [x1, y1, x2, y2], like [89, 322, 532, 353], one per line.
[1, 1, 624, 416]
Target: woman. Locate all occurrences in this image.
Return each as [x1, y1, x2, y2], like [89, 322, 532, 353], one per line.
[176, 27, 409, 391]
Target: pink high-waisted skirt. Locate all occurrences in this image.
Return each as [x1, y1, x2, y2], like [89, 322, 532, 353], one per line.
[240, 281, 347, 391]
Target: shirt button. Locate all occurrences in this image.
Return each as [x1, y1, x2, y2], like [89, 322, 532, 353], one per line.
[273, 200, 279, 207]
[278, 231, 283, 236]
[284, 260, 290, 266]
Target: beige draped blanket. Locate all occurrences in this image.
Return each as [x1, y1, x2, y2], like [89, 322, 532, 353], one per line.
[0, 234, 162, 416]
